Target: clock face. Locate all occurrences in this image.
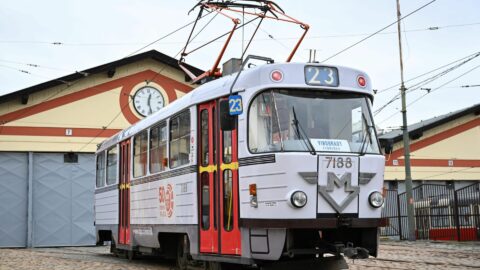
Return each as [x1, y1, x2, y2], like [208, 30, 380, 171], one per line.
[133, 86, 164, 117]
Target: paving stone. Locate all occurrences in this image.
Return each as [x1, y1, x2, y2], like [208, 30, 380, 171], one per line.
[0, 240, 479, 270]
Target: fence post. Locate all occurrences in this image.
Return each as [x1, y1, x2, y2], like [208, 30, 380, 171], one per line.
[397, 193, 403, 240]
[453, 190, 461, 241]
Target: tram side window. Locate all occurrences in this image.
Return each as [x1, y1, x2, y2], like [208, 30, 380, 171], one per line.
[201, 172, 210, 230]
[150, 122, 168, 173]
[170, 110, 190, 168]
[96, 152, 106, 188]
[223, 170, 234, 231]
[133, 131, 148, 178]
[106, 147, 118, 185]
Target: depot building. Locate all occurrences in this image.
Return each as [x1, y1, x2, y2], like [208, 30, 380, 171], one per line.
[0, 50, 201, 248]
[379, 103, 480, 192]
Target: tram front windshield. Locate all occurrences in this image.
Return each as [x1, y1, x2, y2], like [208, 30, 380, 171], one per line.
[248, 89, 380, 154]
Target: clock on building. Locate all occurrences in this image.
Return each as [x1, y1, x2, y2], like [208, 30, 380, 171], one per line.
[133, 86, 165, 117]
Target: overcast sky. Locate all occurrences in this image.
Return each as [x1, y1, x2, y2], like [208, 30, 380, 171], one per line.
[1, 0, 479, 129]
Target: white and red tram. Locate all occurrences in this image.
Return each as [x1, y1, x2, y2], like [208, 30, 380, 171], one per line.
[94, 60, 385, 268]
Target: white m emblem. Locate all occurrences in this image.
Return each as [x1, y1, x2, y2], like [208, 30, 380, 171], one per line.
[318, 172, 359, 212]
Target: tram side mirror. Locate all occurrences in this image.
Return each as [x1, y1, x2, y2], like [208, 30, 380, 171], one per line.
[220, 100, 236, 131]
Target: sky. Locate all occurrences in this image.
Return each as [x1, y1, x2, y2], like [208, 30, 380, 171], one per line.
[1, 0, 479, 129]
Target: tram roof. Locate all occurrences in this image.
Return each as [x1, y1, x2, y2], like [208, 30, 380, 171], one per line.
[97, 62, 373, 152]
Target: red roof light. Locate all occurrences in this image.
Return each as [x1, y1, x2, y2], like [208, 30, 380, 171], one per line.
[271, 70, 283, 82]
[357, 75, 367, 88]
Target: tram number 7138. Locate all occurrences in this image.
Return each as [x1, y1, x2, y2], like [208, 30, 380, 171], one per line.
[326, 157, 353, 169]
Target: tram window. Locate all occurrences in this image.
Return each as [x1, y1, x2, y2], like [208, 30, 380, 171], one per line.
[223, 130, 232, 164]
[96, 152, 106, 188]
[170, 110, 191, 168]
[200, 110, 209, 166]
[213, 107, 216, 164]
[223, 170, 234, 232]
[248, 89, 380, 154]
[150, 122, 168, 173]
[133, 131, 148, 178]
[201, 172, 210, 230]
[106, 147, 118, 185]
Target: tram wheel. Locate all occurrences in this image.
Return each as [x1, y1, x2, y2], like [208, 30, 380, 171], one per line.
[110, 239, 119, 257]
[177, 235, 191, 270]
[127, 250, 136, 261]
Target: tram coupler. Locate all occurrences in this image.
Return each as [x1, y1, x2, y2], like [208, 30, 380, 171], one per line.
[341, 242, 369, 260]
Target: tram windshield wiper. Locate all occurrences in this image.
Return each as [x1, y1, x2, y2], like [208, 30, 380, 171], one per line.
[359, 111, 374, 156]
[291, 106, 316, 155]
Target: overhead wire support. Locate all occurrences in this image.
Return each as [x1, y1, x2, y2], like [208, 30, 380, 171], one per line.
[178, 0, 309, 84]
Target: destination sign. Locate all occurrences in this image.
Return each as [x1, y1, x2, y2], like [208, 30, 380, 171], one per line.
[305, 66, 339, 87]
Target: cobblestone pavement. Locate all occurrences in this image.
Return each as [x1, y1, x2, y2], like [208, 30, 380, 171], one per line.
[1, 240, 479, 270]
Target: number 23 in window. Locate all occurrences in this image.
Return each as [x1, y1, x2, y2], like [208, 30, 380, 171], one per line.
[305, 66, 338, 87]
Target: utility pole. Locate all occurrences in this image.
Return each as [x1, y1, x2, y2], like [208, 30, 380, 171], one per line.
[396, 0, 416, 241]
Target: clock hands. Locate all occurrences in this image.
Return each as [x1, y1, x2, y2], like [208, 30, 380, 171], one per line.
[147, 94, 153, 115]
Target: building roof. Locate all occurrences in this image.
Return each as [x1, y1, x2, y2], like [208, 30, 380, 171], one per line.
[0, 50, 203, 104]
[379, 103, 480, 143]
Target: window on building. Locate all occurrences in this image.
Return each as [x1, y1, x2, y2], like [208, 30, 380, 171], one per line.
[106, 147, 118, 185]
[170, 110, 190, 168]
[96, 152, 106, 188]
[133, 131, 148, 178]
[430, 207, 450, 228]
[389, 181, 398, 190]
[459, 206, 472, 226]
[150, 122, 168, 173]
[64, 152, 78, 163]
[446, 181, 455, 190]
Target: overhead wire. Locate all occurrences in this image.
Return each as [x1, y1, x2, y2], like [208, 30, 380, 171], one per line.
[3, 21, 480, 46]
[418, 167, 477, 180]
[376, 51, 480, 95]
[320, 0, 437, 63]
[377, 63, 480, 125]
[373, 52, 480, 116]
[125, 10, 214, 58]
[0, 13, 214, 150]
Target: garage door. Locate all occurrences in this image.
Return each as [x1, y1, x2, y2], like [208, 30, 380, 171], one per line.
[32, 153, 95, 247]
[0, 153, 28, 248]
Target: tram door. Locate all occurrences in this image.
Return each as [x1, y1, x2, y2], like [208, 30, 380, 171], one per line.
[198, 99, 241, 255]
[119, 140, 131, 245]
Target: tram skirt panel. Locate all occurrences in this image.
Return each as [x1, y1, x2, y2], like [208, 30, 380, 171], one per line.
[0, 153, 28, 248]
[32, 153, 95, 247]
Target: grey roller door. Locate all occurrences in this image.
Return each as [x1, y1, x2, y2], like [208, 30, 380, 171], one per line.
[0, 153, 28, 247]
[32, 153, 95, 247]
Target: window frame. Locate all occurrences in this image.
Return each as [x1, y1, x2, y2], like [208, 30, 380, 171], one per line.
[96, 151, 106, 188]
[149, 121, 169, 174]
[106, 145, 118, 185]
[247, 88, 382, 155]
[169, 109, 191, 169]
[133, 130, 149, 178]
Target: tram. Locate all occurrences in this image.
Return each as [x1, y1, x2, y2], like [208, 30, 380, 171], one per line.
[94, 58, 386, 268]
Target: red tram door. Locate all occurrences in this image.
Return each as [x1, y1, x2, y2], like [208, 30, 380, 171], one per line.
[198, 99, 241, 255]
[119, 140, 131, 245]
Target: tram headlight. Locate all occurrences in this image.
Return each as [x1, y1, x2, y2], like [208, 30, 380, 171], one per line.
[369, 191, 384, 208]
[291, 191, 308, 208]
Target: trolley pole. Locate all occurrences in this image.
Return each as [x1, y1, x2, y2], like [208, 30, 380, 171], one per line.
[395, 0, 416, 241]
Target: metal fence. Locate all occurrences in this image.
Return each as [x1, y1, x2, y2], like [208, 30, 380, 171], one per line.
[381, 183, 480, 241]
